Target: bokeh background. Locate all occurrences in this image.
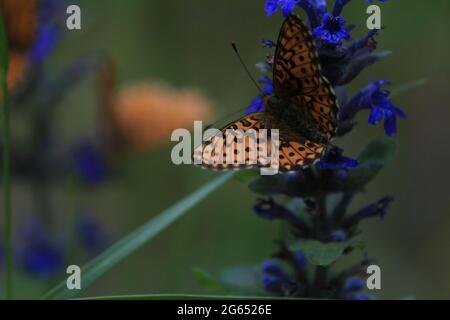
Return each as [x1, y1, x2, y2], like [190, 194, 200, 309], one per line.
[1, 0, 450, 299]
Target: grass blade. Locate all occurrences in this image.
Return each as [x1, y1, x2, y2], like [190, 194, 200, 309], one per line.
[42, 172, 234, 300]
[77, 294, 303, 300]
[0, 11, 13, 300]
[390, 78, 427, 97]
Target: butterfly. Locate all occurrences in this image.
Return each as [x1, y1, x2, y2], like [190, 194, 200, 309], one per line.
[193, 14, 339, 172]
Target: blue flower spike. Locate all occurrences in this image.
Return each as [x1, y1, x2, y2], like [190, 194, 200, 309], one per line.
[343, 80, 406, 136]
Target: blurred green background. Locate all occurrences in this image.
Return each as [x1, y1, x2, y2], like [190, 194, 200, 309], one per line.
[6, 0, 450, 299]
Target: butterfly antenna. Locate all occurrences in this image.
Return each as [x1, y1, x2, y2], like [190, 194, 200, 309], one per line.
[204, 107, 248, 131]
[231, 42, 263, 94]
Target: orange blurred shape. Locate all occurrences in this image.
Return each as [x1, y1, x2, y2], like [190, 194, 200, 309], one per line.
[111, 82, 214, 152]
[0, 0, 38, 90]
[7, 51, 28, 90]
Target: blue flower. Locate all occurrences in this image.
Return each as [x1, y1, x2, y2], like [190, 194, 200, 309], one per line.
[245, 96, 265, 115]
[313, 13, 351, 45]
[30, 0, 63, 65]
[317, 146, 358, 170]
[262, 39, 276, 48]
[330, 229, 348, 241]
[264, 0, 299, 17]
[245, 77, 273, 114]
[76, 211, 110, 255]
[342, 276, 365, 292]
[261, 260, 292, 293]
[18, 216, 64, 279]
[73, 140, 108, 185]
[343, 195, 394, 228]
[30, 24, 60, 64]
[254, 198, 313, 236]
[293, 250, 307, 269]
[345, 293, 371, 300]
[342, 80, 406, 136]
[259, 76, 273, 95]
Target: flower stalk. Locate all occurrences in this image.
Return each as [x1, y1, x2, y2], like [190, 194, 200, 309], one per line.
[0, 12, 13, 299]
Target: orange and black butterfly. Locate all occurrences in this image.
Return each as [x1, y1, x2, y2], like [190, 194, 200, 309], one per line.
[193, 15, 339, 172]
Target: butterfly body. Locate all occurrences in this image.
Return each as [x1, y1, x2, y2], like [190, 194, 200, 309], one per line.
[264, 94, 330, 145]
[193, 15, 339, 172]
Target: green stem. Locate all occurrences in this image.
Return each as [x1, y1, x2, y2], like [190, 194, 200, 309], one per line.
[311, 168, 329, 297]
[1, 67, 12, 300]
[313, 266, 328, 297]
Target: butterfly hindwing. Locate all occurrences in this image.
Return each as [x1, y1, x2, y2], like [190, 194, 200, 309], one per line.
[273, 14, 322, 98]
[278, 137, 325, 171]
[193, 113, 325, 172]
[193, 113, 271, 170]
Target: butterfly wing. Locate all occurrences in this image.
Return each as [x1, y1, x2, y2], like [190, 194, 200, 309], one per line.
[273, 15, 339, 139]
[292, 78, 340, 139]
[273, 14, 322, 98]
[193, 112, 270, 170]
[277, 136, 325, 171]
[193, 112, 325, 172]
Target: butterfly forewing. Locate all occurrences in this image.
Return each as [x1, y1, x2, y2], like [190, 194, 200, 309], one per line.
[273, 15, 322, 98]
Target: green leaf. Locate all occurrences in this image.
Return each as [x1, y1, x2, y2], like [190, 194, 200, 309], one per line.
[42, 172, 234, 300]
[290, 240, 348, 266]
[358, 139, 397, 165]
[0, 13, 13, 300]
[192, 268, 224, 291]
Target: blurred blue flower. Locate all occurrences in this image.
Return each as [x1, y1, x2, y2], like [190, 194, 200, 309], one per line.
[30, 24, 60, 64]
[30, 0, 63, 65]
[259, 76, 274, 95]
[18, 217, 64, 279]
[313, 13, 351, 45]
[262, 39, 276, 48]
[293, 250, 307, 269]
[262, 260, 292, 293]
[76, 211, 110, 255]
[245, 96, 265, 114]
[342, 276, 365, 292]
[73, 140, 108, 185]
[317, 146, 358, 170]
[345, 293, 371, 300]
[330, 229, 348, 241]
[342, 80, 406, 136]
